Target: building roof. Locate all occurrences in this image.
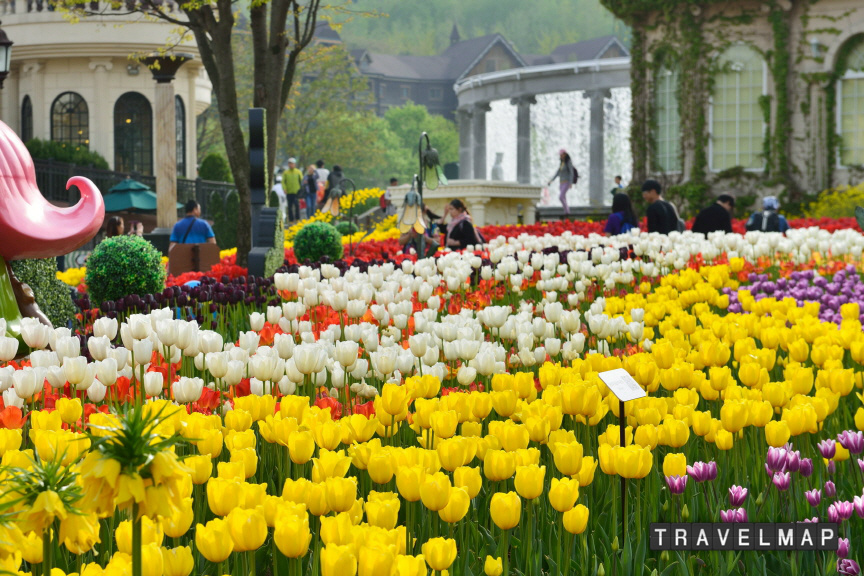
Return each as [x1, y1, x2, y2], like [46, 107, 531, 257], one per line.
[550, 35, 629, 62]
[355, 33, 525, 82]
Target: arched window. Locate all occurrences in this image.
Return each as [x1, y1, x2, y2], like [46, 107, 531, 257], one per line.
[21, 96, 33, 143]
[175, 95, 186, 177]
[710, 45, 766, 171]
[114, 92, 153, 175]
[654, 65, 681, 172]
[838, 39, 864, 166]
[51, 92, 89, 147]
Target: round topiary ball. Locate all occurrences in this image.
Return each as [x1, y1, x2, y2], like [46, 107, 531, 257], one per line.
[85, 235, 166, 306]
[293, 221, 344, 263]
[334, 220, 359, 236]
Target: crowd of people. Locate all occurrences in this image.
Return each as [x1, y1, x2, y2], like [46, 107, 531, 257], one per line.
[274, 158, 347, 223]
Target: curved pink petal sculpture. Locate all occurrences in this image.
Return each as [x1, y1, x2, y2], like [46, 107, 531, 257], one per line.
[0, 120, 104, 260]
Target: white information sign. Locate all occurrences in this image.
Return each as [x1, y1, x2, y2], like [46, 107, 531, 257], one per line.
[598, 368, 648, 403]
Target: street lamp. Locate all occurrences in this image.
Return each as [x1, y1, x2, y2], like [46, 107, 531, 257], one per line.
[398, 132, 447, 257]
[0, 23, 14, 90]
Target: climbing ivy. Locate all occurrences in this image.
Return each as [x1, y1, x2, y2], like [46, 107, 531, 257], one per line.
[602, 0, 859, 213]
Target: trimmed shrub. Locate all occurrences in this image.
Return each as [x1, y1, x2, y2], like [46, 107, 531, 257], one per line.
[25, 139, 109, 169]
[335, 220, 359, 236]
[293, 222, 344, 263]
[199, 153, 233, 183]
[211, 191, 239, 249]
[85, 236, 166, 306]
[9, 258, 75, 327]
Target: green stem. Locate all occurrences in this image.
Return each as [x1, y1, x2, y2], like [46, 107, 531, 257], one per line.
[132, 503, 142, 576]
[41, 528, 51, 576]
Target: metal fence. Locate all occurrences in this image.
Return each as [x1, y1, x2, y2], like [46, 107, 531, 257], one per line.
[33, 159, 236, 221]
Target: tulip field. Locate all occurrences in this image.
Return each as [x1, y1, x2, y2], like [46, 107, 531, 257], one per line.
[4, 225, 864, 576]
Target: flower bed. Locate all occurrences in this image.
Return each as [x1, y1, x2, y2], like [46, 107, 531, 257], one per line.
[4, 225, 864, 576]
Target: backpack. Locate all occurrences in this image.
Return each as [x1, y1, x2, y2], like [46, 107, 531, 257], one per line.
[662, 201, 685, 233]
[620, 221, 635, 233]
[747, 211, 780, 232]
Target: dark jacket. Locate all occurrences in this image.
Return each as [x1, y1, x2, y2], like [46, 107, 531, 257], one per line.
[302, 172, 319, 196]
[646, 200, 678, 234]
[446, 220, 485, 250]
[326, 170, 344, 201]
[692, 203, 733, 236]
[549, 158, 577, 184]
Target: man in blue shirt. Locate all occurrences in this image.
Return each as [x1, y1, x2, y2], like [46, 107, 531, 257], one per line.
[169, 200, 217, 251]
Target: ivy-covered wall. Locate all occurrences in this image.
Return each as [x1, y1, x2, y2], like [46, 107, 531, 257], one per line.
[603, 0, 863, 216]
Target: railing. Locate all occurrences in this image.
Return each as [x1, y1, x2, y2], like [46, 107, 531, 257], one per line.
[0, 0, 178, 15]
[33, 158, 236, 221]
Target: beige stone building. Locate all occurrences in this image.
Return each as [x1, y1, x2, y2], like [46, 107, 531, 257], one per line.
[602, 0, 864, 210]
[0, 0, 211, 177]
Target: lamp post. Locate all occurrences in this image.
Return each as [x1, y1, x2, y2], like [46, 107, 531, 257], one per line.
[142, 53, 192, 236]
[0, 22, 14, 90]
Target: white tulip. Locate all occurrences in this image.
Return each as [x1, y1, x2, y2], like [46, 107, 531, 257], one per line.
[156, 319, 178, 347]
[238, 331, 260, 353]
[473, 349, 496, 376]
[456, 365, 477, 386]
[284, 358, 304, 384]
[143, 372, 164, 397]
[173, 377, 203, 403]
[21, 319, 51, 350]
[199, 331, 224, 355]
[88, 336, 111, 361]
[93, 317, 119, 340]
[331, 365, 346, 389]
[350, 358, 369, 380]
[95, 358, 118, 387]
[266, 306, 283, 325]
[294, 344, 327, 375]
[0, 337, 18, 361]
[133, 339, 153, 365]
[249, 312, 266, 332]
[224, 361, 246, 387]
[86, 379, 107, 402]
[533, 346, 547, 365]
[422, 346, 439, 367]
[630, 308, 645, 323]
[3, 388, 24, 409]
[176, 321, 199, 351]
[334, 340, 359, 367]
[55, 336, 80, 362]
[250, 377, 272, 396]
[0, 366, 13, 392]
[544, 338, 561, 357]
[128, 314, 152, 340]
[277, 376, 296, 395]
[274, 333, 295, 360]
[12, 368, 42, 400]
[251, 354, 279, 382]
[427, 296, 441, 311]
[207, 352, 229, 379]
[228, 347, 249, 364]
[63, 356, 88, 385]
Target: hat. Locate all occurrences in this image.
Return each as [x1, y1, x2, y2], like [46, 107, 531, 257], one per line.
[288, 157, 297, 163]
[762, 196, 779, 210]
[559, 148, 567, 155]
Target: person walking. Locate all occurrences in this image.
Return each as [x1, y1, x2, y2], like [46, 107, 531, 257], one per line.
[745, 196, 789, 233]
[547, 149, 577, 217]
[604, 193, 639, 236]
[609, 175, 624, 196]
[272, 171, 287, 223]
[302, 165, 320, 219]
[692, 194, 735, 236]
[641, 179, 679, 235]
[169, 200, 216, 251]
[281, 158, 303, 223]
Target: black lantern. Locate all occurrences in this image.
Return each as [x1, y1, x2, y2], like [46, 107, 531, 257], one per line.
[0, 23, 14, 90]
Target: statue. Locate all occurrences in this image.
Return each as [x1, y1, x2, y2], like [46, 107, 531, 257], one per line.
[491, 152, 504, 181]
[0, 120, 104, 356]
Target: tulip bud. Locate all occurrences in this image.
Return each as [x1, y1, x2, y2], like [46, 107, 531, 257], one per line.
[611, 537, 619, 552]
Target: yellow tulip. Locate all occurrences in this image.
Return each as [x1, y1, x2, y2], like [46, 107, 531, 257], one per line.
[368, 449, 395, 484]
[430, 410, 459, 439]
[552, 441, 584, 476]
[396, 465, 426, 502]
[662, 453, 687, 477]
[312, 449, 352, 483]
[115, 516, 164, 556]
[55, 397, 83, 425]
[365, 496, 401, 530]
[437, 437, 474, 472]
[207, 477, 241, 516]
[484, 555, 504, 576]
[226, 507, 267, 552]
[394, 554, 428, 575]
[439, 486, 470, 524]
[576, 456, 598, 487]
[765, 420, 791, 448]
[453, 466, 482, 499]
[483, 449, 516, 481]
[304, 481, 331, 516]
[343, 414, 379, 443]
[273, 510, 312, 558]
[421, 537, 457, 572]
[358, 542, 396, 576]
[185, 455, 212, 484]
[58, 511, 101, 554]
[197, 429, 223, 458]
[514, 465, 546, 500]
[381, 383, 409, 415]
[195, 519, 234, 563]
[548, 477, 580, 512]
[320, 512, 354, 546]
[715, 429, 734, 450]
[162, 498, 194, 538]
[288, 430, 315, 465]
[420, 472, 452, 511]
[720, 400, 750, 434]
[161, 546, 194, 576]
[563, 504, 590, 534]
[20, 530, 42, 564]
[229, 447, 258, 479]
[490, 491, 521, 530]
[320, 544, 357, 576]
[324, 477, 358, 513]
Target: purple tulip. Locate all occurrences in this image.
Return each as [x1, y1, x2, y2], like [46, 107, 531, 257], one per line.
[799, 458, 814, 478]
[666, 475, 688, 495]
[766, 447, 788, 473]
[839, 431, 864, 455]
[786, 450, 801, 473]
[687, 461, 717, 483]
[836, 501, 855, 521]
[855, 496, 864, 519]
[838, 538, 850, 559]
[805, 489, 822, 507]
[858, 459, 864, 474]
[772, 472, 791, 491]
[829, 460, 837, 475]
[720, 508, 748, 523]
[818, 439, 837, 459]
[826, 481, 837, 498]
[729, 485, 748, 507]
[800, 517, 820, 523]
[838, 559, 860, 576]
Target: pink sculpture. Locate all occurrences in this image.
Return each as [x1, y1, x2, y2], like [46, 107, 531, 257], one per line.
[0, 120, 104, 260]
[0, 120, 104, 354]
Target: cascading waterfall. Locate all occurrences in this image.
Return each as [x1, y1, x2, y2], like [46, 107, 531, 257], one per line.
[485, 87, 632, 207]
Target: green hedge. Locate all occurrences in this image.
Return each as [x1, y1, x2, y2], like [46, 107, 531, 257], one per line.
[25, 139, 109, 169]
[10, 259, 76, 327]
[85, 236, 166, 306]
[293, 222, 344, 263]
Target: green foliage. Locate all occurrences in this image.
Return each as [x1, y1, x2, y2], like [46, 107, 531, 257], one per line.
[293, 222, 344, 263]
[665, 181, 710, 219]
[198, 153, 233, 183]
[339, 0, 626, 56]
[804, 184, 864, 219]
[85, 236, 166, 306]
[25, 138, 109, 169]
[10, 259, 75, 328]
[265, 210, 286, 278]
[268, 189, 279, 209]
[384, 103, 459, 174]
[335, 220, 360, 236]
[211, 191, 239, 250]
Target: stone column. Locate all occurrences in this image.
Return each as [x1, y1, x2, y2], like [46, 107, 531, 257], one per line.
[143, 54, 191, 229]
[88, 59, 112, 161]
[511, 95, 536, 184]
[457, 108, 473, 179]
[1, 64, 19, 131]
[524, 203, 537, 225]
[23, 61, 44, 139]
[472, 103, 491, 179]
[186, 66, 198, 177]
[583, 89, 610, 207]
[468, 197, 490, 227]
